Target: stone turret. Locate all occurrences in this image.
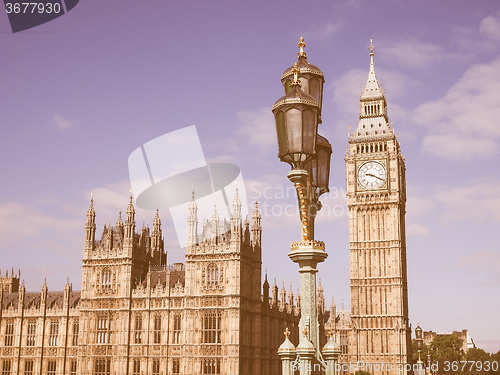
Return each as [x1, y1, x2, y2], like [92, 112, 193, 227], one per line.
[0, 269, 20, 293]
[186, 191, 198, 247]
[18, 279, 25, 309]
[151, 209, 163, 262]
[243, 216, 250, 245]
[115, 210, 124, 238]
[231, 189, 242, 242]
[280, 282, 287, 311]
[85, 197, 96, 251]
[210, 205, 219, 245]
[317, 278, 325, 316]
[271, 278, 279, 307]
[124, 194, 135, 243]
[263, 272, 270, 307]
[251, 201, 261, 248]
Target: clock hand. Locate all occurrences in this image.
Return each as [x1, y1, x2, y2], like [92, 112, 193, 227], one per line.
[366, 173, 384, 181]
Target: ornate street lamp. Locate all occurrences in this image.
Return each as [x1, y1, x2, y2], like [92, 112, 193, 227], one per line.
[281, 36, 325, 123]
[305, 135, 332, 237]
[415, 323, 425, 375]
[273, 60, 324, 241]
[274, 37, 336, 374]
[415, 323, 423, 364]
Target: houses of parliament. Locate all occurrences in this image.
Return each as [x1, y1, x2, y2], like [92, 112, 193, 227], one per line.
[0, 40, 411, 375]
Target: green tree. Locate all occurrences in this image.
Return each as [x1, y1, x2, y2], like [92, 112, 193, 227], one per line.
[465, 347, 493, 375]
[429, 334, 465, 364]
[491, 351, 500, 375]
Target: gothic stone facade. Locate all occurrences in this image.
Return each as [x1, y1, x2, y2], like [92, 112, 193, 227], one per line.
[0, 192, 302, 375]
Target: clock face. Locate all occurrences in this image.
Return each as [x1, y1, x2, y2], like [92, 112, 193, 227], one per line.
[358, 161, 387, 189]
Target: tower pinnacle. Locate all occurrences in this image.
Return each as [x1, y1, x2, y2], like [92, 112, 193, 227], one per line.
[350, 39, 394, 141]
[186, 191, 198, 247]
[361, 39, 383, 100]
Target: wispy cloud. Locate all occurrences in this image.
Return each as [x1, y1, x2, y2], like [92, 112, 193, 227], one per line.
[415, 56, 500, 160]
[236, 107, 276, 151]
[0, 203, 79, 248]
[380, 37, 454, 69]
[0, 202, 82, 290]
[422, 134, 498, 161]
[456, 249, 500, 287]
[479, 11, 500, 43]
[407, 223, 430, 238]
[52, 113, 73, 132]
[433, 178, 500, 224]
[452, 11, 500, 58]
[302, 21, 343, 41]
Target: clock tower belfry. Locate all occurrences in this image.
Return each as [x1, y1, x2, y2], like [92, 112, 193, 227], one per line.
[344, 40, 412, 374]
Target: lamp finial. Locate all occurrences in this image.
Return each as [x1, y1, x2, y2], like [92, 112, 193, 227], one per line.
[284, 327, 290, 339]
[298, 36, 306, 58]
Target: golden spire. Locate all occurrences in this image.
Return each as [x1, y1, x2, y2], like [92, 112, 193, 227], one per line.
[290, 62, 301, 88]
[328, 328, 334, 338]
[298, 36, 306, 58]
[284, 327, 291, 339]
[369, 38, 375, 56]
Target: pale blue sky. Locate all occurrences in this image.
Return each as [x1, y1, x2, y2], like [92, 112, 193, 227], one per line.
[1, 0, 499, 352]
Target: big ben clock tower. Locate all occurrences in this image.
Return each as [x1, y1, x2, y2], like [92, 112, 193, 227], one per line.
[345, 40, 412, 374]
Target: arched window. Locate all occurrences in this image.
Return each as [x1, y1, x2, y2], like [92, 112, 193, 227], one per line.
[203, 359, 220, 374]
[202, 311, 221, 344]
[102, 269, 112, 288]
[96, 316, 112, 344]
[207, 264, 218, 288]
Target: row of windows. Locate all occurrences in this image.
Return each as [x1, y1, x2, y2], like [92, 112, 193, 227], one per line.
[96, 317, 112, 344]
[1, 359, 199, 375]
[1, 360, 76, 375]
[201, 264, 222, 288]
[363, 103, 383, 116]
[202, 312, 221, 344]
[135, 314, 181, 344]
[3, 320, 79, 347]
[3, 312, 218, 348]
[132, 359, 180, 375]
[94, 358, 110, 375]
[356, 142, 387, 154]
[203, 359, 221, 374]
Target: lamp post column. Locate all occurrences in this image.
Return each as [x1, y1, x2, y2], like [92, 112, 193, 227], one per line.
[415, 324, 425, 375]
[274, 37, 335, 375]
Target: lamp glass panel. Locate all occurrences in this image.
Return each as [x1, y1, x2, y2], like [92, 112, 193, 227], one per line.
[299, 77, 309, 95]
[302, 109, 316, 155]
[318, 147, 331, 190]
[310, 78, 321, 106]
[285, 108, 303, 154]
[276, 111, 287, 156]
